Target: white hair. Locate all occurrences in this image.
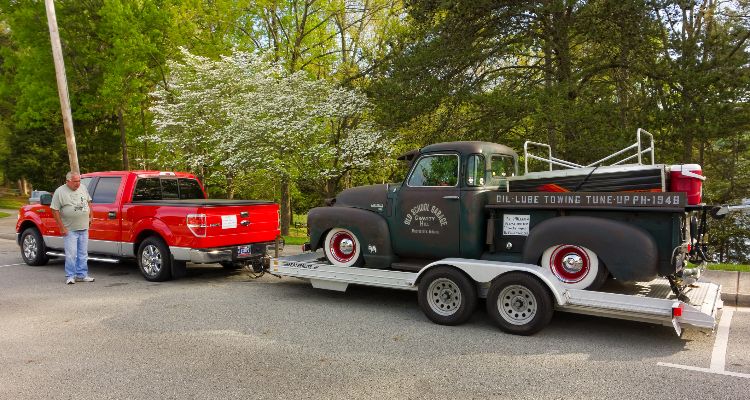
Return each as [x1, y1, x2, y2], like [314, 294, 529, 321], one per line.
[66, 171, 80, 181]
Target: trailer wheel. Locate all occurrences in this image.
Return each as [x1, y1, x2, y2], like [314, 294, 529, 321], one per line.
[487, 273, 553, 335]
[542, 244, 607, 290]
[20, 227, 49, 266]
[418, 266, 477, 326]
[323, 228, 363, 267]
[137, 237, 173, 282]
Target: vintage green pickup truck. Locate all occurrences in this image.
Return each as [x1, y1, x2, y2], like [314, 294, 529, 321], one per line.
[307, 129, 710, 294]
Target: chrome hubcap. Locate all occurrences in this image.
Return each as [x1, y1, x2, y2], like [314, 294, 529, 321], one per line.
[23, 235, 37, 259]
[427, 278, 462, 316]
[338, 238, 354, 255]
[497, 285, 537, 325]
[561, 253, 584, 274]
[141, 245, 162, 276]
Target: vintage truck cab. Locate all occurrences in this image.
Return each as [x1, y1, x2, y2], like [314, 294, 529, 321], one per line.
[308, 130, 709, 292]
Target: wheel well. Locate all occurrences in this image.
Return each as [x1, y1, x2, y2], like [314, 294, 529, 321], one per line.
[17, 221, 39, 244]
[133, 230, 164, 256]
[490, 271, 555, 300]
[414, 264, 476, 287]
[18, 221, 39, 234]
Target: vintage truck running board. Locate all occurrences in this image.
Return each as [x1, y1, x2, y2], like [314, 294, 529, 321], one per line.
[272, 252, 722, 335]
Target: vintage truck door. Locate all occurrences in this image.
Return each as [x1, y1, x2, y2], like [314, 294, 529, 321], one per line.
[392, 153, 461, 258]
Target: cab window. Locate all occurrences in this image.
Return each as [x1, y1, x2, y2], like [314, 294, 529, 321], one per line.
[466, 154, 486, 187]
[488, 155, 516, 186]
[178, 178, 205, 199]
[91, 177, 122, 204]
[132, 178, 161, 201]
[407, 154, 459, 187]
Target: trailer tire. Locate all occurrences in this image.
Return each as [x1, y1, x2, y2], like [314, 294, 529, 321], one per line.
[137, 236, 173, 282]
[418, 266, 477, 326]
[487, 273, 553, 336]
[541, 244, 607, 290]
[20, 227, 49, 266]
[323, 228, 363, 267]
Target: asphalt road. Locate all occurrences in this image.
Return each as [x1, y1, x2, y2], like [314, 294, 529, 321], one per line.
[1, 235, 750, 399]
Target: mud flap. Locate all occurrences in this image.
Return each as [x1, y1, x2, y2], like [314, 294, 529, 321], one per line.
[171, 257, 187, 279]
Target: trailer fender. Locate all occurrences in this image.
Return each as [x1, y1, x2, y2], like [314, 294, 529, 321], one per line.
[413, 258, 567, 305]
[308, 206, 395, 269]
[522, 216, 659, 282]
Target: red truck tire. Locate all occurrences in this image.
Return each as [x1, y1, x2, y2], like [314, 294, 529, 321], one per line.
[137, 236, 174, 282]
[20, 227, 49, 266]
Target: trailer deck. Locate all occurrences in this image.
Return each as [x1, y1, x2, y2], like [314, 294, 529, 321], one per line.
[271, 251, 723, 335]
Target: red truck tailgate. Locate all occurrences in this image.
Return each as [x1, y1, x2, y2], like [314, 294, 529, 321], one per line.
[195, 203, 279, 247]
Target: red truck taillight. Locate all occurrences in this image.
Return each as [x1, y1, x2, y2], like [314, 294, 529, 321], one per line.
[186, 214, 207, 237]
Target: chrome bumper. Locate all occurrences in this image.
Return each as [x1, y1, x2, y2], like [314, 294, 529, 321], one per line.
[171, 241, 275, 264]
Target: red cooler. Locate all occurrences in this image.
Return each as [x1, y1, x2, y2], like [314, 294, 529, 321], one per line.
[669, 164, 705, 205]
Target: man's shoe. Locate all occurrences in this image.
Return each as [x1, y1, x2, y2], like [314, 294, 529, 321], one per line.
[66, 277, 75, 285]
[75, 276, 95, 283]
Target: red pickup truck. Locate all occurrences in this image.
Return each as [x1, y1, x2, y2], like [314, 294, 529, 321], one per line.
[16, 171, 280, 281]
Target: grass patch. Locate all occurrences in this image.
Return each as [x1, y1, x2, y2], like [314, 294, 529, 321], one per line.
[283, 215, 309, 246]
[707, 263, 750, 273]
[0, 196, 24, 209]
[283, 235, 308, 246]
[0, 211, 11, 218]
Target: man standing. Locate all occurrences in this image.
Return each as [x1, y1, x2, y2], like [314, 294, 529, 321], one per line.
[51, 171, 94, 285]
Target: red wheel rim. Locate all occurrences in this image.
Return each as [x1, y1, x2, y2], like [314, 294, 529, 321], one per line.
[329, 231, 356, 263]
[548, 245, 590, 283]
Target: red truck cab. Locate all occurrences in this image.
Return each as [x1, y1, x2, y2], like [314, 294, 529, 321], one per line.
[17, 171, 280, 281]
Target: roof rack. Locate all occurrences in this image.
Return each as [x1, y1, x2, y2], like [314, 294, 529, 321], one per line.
[523, 128, 655, 174]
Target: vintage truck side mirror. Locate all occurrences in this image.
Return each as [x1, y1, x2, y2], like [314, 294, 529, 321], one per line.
[40, 193, 52, 206]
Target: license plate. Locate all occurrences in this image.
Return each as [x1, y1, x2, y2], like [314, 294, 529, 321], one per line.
[237, 245, 252, 258]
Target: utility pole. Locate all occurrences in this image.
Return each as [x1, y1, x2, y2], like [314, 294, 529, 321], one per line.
[44, 0, 79, 174]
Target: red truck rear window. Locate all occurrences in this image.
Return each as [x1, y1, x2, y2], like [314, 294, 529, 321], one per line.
[132, 178, 205, 201]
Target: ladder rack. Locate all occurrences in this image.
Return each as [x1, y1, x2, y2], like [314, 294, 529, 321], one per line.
[524, 128, 655, 174]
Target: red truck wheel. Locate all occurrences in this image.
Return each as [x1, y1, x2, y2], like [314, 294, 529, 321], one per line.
[137, 237, 173, 282]
[20, 227, 49, 266]
[542, 244, 607, 290]
[323, 228, 363, 267]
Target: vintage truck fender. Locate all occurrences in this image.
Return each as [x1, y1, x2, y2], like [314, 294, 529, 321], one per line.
[521, 216, 659, 282]
[308, 206, 395, 269]
[127, 217, 176, 257]
[412, 258, 567, 305]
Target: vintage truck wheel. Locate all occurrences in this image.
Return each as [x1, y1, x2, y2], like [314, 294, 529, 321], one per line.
[541, 244, 607, 290]
[20, 227, 49, 266]
[418, 266, 477, 326]
[137, 237, 173, 282]
[323, 228, 363, 267]
[487, 272, 553, 336]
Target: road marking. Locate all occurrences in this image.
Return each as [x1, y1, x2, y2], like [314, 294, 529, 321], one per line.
[658, 308, 750, 379]
[0, 263, 25, 268]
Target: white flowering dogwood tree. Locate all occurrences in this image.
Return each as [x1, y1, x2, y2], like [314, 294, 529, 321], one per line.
[149, 48, 391, 232]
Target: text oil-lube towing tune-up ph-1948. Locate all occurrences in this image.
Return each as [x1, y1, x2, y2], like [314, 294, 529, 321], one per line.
[271, 129, 728, 336]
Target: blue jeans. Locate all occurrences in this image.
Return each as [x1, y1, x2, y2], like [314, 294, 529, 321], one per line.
[64, 230, 89, 278]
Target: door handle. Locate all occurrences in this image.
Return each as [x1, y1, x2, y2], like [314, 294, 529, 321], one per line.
[442, 196, 459, 200]
[108, 211, 117, 219]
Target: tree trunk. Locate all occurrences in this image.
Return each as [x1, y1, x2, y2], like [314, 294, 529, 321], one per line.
[118, 108, 129, 170]
[280, 175, 291, 235]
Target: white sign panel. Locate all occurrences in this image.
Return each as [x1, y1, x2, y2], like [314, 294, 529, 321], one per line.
[221, 215, 237, 229]
[502, 214, 530, 236]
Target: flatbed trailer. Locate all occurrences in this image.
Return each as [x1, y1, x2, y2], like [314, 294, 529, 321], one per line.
[271, 251, 723, 336]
